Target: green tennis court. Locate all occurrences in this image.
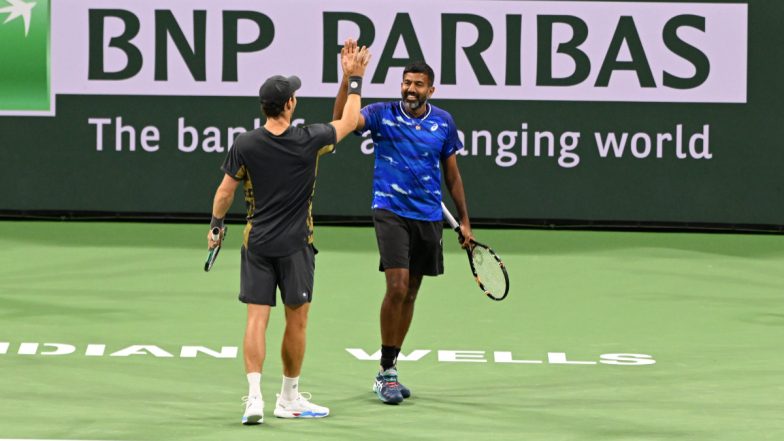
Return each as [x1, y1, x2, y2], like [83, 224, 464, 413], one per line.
[1, 221, 782, 441]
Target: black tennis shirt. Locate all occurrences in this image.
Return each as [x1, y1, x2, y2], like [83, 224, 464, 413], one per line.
[222, 123, 337, 257]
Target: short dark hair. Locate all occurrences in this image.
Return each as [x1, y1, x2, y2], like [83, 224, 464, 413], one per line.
[403, 61, 435, 87]
[261, 102, 285, 118]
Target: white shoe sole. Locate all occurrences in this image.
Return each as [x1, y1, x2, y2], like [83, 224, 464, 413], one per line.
[242, 414, 264, 425]
[273, 408, 329, 419]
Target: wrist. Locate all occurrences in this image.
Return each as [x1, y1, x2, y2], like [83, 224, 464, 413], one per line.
[347, 76, 363, 95]
[210, 216, 224, 229]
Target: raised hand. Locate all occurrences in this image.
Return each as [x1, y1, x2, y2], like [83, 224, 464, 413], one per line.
[346, 45, 371, 78]
[341, 38, 358, 76]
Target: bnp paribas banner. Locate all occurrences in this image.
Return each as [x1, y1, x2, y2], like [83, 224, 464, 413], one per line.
[1, 0, 778, 227]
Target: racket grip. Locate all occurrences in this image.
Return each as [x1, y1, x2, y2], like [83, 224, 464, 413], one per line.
[210, 226, 221, 242]
[441, 202, 466, 243]
[441, 202, 460, 229]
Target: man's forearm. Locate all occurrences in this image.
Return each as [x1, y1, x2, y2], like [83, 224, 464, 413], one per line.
[333, 75, 349, 120]
[211, 189, 234, 220]
[445, 172, 470, 227]
[449, 185, 470, 227]
[341, 93, 360, 126]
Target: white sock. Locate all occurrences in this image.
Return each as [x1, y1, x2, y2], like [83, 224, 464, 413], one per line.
[281, 375, 299, 402]
[247, 372, 262, 398]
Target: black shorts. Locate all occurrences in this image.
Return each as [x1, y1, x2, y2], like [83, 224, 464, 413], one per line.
[373, 209, 444, 276]
[239, 245, 316, 306]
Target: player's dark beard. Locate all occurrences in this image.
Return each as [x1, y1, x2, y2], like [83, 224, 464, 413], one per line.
[401, 91, 427, 113]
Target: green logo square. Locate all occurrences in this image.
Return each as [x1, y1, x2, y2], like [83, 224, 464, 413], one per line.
[0, 0, 51, 114]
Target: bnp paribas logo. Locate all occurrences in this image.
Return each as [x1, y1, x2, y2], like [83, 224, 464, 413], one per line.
[0, 0, 52, 115]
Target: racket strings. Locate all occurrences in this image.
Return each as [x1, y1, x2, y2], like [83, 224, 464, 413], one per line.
[470, 246, 506, 297]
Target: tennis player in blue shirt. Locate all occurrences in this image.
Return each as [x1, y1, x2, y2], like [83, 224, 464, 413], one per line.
[334, 39, 475, 404]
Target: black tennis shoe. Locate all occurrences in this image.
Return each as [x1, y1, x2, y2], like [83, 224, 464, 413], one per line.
[373, 368, 404, 404]
[373, 369, 411, 399]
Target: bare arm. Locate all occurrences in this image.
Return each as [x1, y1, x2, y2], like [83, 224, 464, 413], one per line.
[330, 90, 362, 142]
[332, 75, 349, 121]
[329, 44, 370, 141]
[442, 154, 474, 247]
[207, 174, 240, 248]
[332, 39, 366, 132]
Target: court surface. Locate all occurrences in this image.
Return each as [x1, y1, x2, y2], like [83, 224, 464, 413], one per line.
[1, 221, 782, 441]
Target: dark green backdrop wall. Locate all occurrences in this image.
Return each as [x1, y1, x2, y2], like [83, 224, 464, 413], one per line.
[1, 1, 781, 227]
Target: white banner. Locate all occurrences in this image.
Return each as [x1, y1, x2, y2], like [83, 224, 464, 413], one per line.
[52, 0, 747, 103]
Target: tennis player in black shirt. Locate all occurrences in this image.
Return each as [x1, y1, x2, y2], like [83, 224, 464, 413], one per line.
[208, 43, 370, 425]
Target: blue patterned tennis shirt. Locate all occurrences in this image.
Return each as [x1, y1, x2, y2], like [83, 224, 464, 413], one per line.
[360, 101, 463, 221]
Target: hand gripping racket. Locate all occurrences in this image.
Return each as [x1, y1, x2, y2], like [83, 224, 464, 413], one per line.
[441, 202, 509, 301]
[204, 226, 227, 272]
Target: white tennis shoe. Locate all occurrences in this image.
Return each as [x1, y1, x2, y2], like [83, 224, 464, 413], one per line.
[241, 395, 264, 425]
[273, 392, 329, 418]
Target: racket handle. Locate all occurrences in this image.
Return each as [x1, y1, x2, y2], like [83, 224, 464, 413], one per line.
[210, 226, 221, 242]
[441, 202, 459, 229]
[441, 201, 467, 244]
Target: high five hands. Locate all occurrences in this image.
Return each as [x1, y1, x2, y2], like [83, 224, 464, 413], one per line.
[341, 39, 371, 77]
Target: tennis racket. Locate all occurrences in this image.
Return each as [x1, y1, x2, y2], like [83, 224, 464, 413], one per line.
[204, 226, 227, 272]
[441, 202, 509, 301]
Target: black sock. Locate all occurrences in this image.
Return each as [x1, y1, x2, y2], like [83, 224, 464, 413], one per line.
[394, 347, 401, 367]
[380, 345, 397, 371]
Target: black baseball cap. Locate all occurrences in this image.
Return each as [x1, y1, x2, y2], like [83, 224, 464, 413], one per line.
[259, 75, 301, 107]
